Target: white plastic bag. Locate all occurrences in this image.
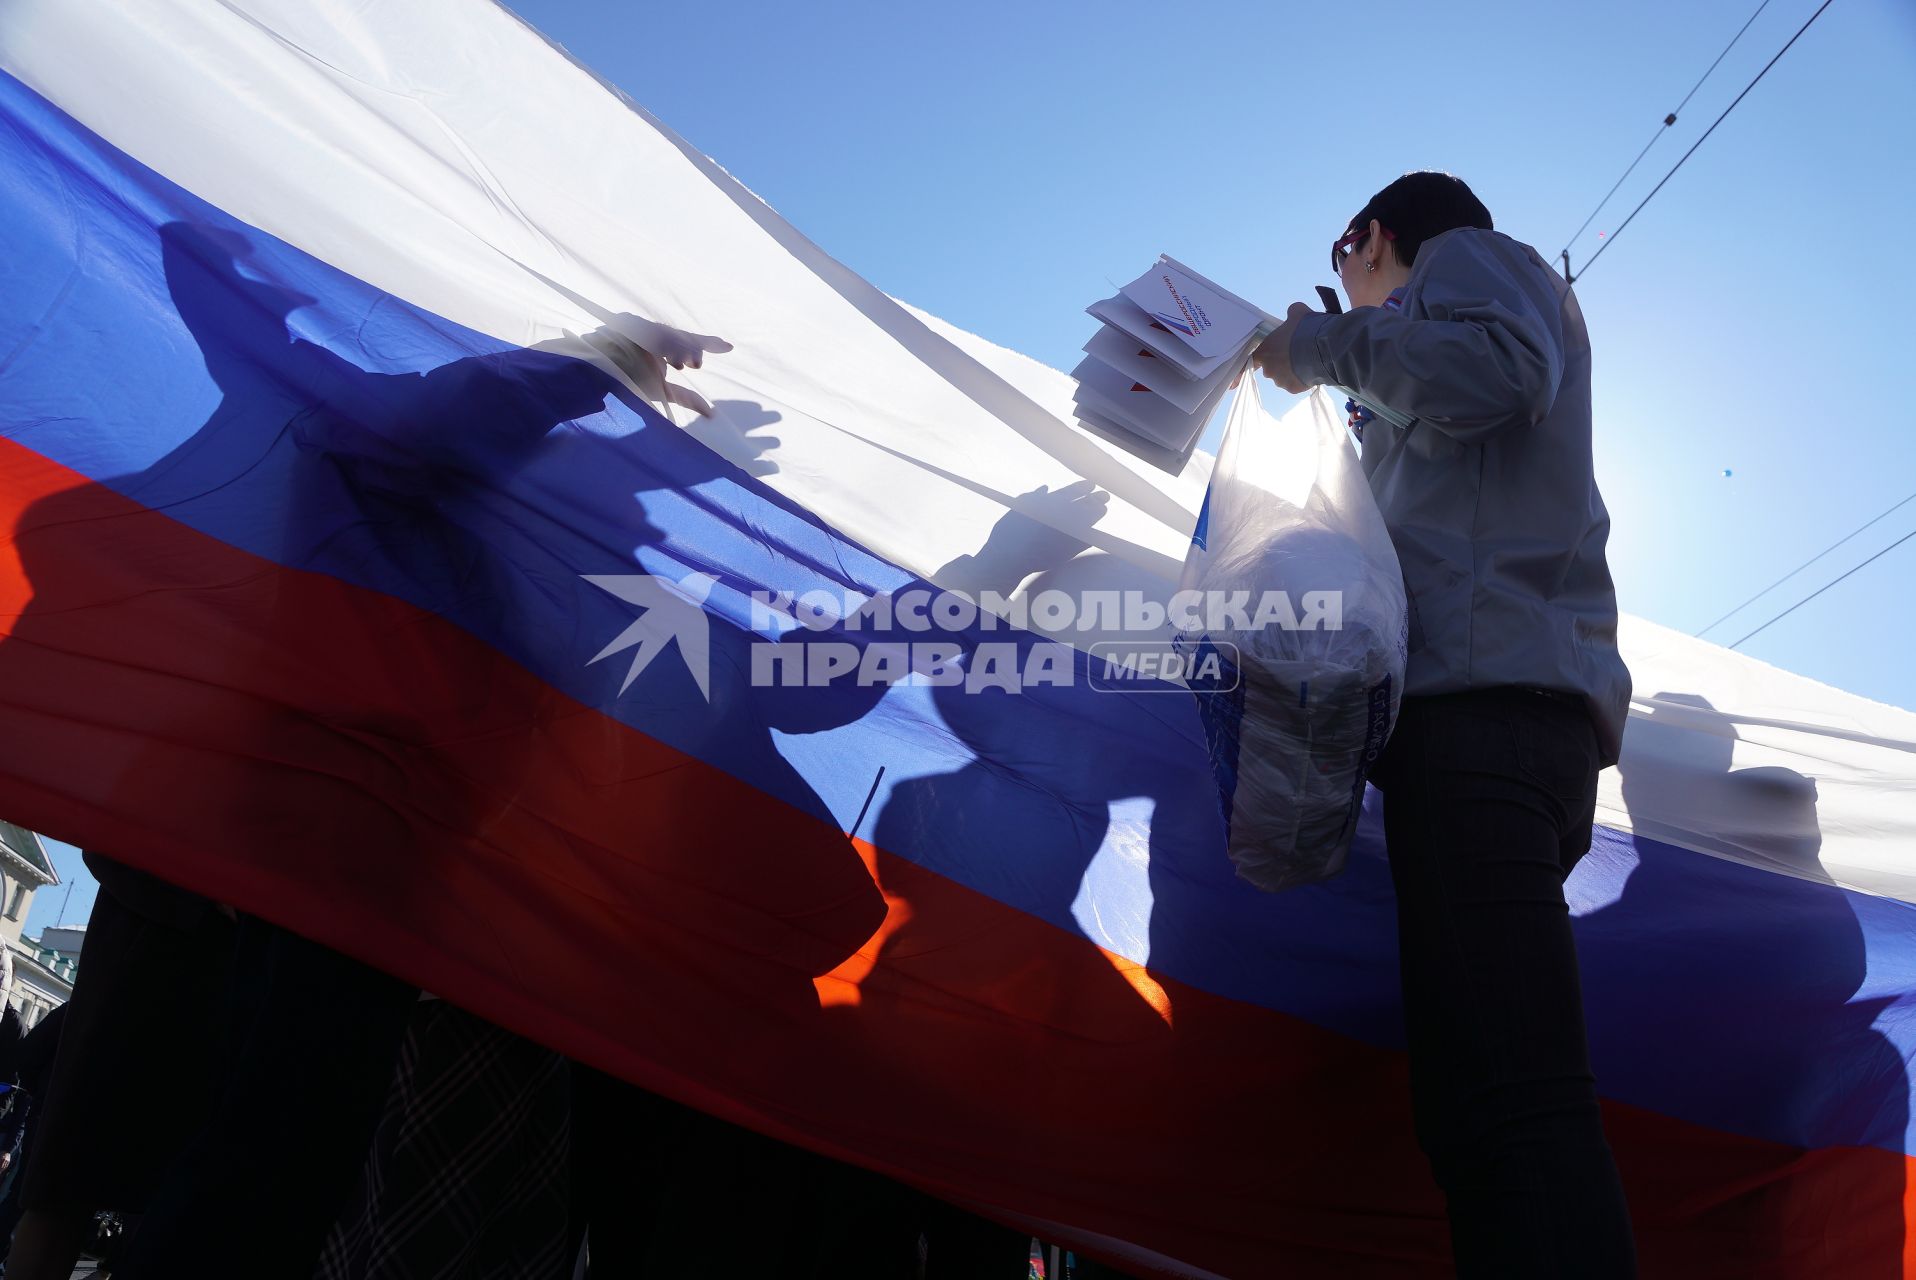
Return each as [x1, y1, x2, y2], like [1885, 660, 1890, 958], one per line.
[1177, 384, 1407, 892]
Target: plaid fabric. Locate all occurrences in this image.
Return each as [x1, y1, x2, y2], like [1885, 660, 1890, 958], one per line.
[314, 1000, 571, 1280]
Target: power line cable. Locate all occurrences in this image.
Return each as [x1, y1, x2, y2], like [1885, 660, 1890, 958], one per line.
[1559, 0, 1774, 264]
[1559, 133, 1664, 268]
[1572, 0, 1836, 281]
[1695, 488, 1916, 637]
[1552, 0, 1894, 653]
[1728, 526, 1916, 650]
[1671, 0, 1778, 116]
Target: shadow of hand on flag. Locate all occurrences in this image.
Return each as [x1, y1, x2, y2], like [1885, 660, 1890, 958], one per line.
[2, 219, 896, 1034]
[1591, 694, 1908, 1275]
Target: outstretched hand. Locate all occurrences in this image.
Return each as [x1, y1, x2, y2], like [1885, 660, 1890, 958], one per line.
[573, 315, 733, 417]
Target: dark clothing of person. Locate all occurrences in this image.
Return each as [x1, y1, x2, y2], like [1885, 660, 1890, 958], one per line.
[0, 1003, 67, 1262]
[0, 1090, 27, 1180]
[565, 1065, 684, 1278]
[0, 1005, 23, 1076]
[325, 1027, 925, 1280]
[567, 1077, 878, 1278]
[1369, 687, 1636, 1277]
[316, 1000, 571, 1280]
[8, 1004, 64, 1101]
[84, 849, 231, 934]
[0, 1094, 26, 1212]
[18, 856, 232, 1214]
[913, 1196, 1031, 1279]
[0, 1005, 66, 1149]
[568, 1066, 1028, 1279]
[0, 1004, 31, 1206]
[114, 913, 418, 1280]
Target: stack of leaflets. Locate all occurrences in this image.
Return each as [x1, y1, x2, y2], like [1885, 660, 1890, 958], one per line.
[1072, 257, 1274, 470]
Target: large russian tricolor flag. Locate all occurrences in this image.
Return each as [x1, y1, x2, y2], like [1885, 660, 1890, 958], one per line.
[3, 3, 1914, 1275]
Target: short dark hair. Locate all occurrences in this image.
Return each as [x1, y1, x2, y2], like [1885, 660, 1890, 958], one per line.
[1348, 172, 1493, 268]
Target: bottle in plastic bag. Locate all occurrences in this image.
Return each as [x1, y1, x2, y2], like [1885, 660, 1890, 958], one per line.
[1176, 383, 1407, 892]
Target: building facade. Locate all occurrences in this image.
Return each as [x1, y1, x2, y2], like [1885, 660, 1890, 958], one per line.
[0, 821, 71, 1026]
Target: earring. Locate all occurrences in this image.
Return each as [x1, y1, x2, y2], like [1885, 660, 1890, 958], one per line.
[1365, 260, 1376, 272]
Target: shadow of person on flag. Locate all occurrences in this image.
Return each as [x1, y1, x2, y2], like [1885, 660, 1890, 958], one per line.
[0, 204, 907, 1275]
[1589, 693, 1907, 1277]
[580, 482, 1186, 1278]
[819, 498, 1227, 1274]
[126, 219, 893, 981]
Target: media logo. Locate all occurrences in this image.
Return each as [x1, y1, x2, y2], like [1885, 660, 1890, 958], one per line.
[582, 571, 719, 700]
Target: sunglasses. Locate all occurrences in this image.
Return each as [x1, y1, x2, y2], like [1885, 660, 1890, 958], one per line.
[1332, 225, 1396, 275]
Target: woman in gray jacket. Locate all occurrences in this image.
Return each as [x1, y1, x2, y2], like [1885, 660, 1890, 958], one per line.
[1257, 172, 1636, 1277]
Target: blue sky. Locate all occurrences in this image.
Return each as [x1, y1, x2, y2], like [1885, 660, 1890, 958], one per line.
[22, 0, 1916, 938]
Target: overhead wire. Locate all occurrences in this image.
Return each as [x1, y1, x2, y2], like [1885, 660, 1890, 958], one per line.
[1558, 0, 1774, 265]
[1696, 489, 1916, 638]
[1571, 0, 1837, 281]
[1551, 0, 1909, 655]
[1728, 527, 1916, 650]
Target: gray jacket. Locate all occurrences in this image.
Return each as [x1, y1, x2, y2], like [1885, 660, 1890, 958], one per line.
[1289, 227, 1631, 767]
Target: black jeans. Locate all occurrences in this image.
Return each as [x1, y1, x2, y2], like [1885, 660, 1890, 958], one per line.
[1370, 687, 1636, 1278]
